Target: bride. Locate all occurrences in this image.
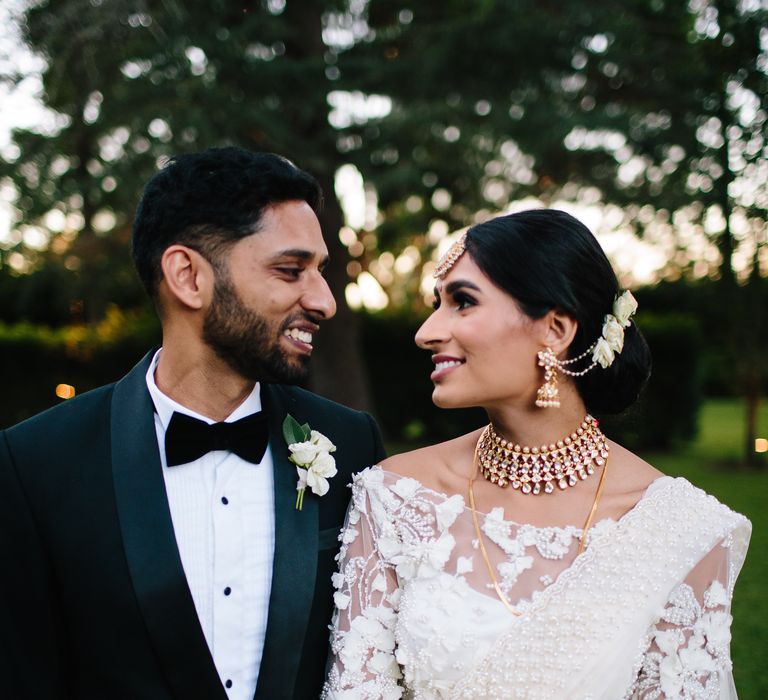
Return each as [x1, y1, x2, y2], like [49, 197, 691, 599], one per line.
[321, 209, 751, 700]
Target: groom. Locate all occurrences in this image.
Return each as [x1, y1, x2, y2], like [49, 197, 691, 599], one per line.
[0, 148, 385, 699]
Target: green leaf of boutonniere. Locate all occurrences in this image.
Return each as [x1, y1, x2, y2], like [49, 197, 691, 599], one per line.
[282, 414, 311, 445]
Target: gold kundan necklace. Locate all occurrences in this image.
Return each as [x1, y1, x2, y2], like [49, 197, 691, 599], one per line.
[476, 414, 609, 495]
[468, 416, 611, 615]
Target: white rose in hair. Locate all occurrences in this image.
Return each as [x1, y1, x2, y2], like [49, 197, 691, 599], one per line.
[612, 290, 638, 327]
[592, 337, 616, 369]
[602, 315, 625, 353]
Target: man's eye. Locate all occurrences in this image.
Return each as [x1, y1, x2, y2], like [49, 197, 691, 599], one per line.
[277, 267, 302, 278]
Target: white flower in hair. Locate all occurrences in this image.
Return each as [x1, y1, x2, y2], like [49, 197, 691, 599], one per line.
[612, 290, 638, 327]
[601, 315, 625, 353]
[592, 337, 616, 369]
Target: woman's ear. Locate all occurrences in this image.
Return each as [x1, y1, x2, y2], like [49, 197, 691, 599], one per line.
[541, 308, 578, 356]
[158, 245, 214, 311]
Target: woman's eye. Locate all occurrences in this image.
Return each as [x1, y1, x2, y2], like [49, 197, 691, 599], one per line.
[454, 293, 476, 310]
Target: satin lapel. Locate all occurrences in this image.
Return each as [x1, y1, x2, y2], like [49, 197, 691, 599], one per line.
[255, 384, 319, 700]
[111, 352, 226, 700]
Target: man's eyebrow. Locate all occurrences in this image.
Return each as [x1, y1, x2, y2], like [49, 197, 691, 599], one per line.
[269, 249, 330, 268]
[270, 248, 315, 261]
[444, 279, 481, 294]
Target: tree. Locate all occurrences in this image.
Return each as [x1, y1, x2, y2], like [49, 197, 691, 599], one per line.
[2, 1, 766, 457]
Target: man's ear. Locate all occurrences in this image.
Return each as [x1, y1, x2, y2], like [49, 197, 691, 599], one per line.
[540, 308, 578, 356]
[158, 245, 214, 311]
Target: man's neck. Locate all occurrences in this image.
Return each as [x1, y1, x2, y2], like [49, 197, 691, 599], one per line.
[154, 345, 256, 422]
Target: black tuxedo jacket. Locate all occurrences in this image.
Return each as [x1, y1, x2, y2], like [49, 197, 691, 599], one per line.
[0, 352, 385, 699]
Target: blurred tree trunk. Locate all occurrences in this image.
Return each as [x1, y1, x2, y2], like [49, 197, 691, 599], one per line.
[276, 0, 373, 412]
[311, 171, 373, 412]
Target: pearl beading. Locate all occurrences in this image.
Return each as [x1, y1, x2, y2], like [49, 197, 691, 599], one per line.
[322, 467, 751, 700]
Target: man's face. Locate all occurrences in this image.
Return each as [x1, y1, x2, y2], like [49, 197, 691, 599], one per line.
[202, 200, 336, 383]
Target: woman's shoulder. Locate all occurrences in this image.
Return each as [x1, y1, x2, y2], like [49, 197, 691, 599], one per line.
[378, 429, 484, 486]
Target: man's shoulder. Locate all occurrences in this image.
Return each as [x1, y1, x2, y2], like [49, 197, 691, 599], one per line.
[267, 383, 370, 420]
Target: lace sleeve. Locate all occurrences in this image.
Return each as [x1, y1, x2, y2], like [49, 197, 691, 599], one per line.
[632, 539, 739, 699]
[322, 472, 404, 700]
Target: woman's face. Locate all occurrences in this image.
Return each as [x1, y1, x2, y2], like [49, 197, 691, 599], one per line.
[416, 253, 549, 410]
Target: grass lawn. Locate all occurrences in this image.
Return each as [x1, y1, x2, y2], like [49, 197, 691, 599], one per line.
[642, 399, 767, 700]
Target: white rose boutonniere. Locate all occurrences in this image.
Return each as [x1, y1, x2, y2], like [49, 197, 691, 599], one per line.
[283, 414, 337, 510]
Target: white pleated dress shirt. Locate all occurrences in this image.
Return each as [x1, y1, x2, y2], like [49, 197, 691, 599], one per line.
[145, 350, 275, 700]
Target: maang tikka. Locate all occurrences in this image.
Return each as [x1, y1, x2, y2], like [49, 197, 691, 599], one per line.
[433, 231, 467, 278]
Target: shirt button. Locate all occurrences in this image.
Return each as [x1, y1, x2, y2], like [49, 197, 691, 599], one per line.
[225, 679, 233, 689]
[224, 586, 232, 596]
[221, 496, 229, 505]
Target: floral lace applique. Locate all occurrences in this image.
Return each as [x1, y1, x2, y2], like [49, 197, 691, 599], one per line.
[631, 581, 733, 700]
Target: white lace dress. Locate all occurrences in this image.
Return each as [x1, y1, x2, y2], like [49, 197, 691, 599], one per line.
[322, 467, 751, 700]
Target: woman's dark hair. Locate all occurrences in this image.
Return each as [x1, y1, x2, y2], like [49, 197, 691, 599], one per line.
[465, 209, 651, 415]
[131, 147, 322, 298]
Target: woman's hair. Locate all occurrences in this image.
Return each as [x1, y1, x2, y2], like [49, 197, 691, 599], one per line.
[465, 209, 651, 414]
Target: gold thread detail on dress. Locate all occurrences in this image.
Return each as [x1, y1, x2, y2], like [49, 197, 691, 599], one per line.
[467, 427, 610, 615]
[477, 415, 609, 495]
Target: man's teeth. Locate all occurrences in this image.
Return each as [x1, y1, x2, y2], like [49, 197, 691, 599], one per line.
[285, 329, 313, 344]
[435, 360, 462, 372]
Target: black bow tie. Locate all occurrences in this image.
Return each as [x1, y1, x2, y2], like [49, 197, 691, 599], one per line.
[164, 411, 269, 467]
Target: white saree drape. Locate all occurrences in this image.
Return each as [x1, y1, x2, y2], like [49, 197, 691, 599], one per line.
[322, 468, 751, 700]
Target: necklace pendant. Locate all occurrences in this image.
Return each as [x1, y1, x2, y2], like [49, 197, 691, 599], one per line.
[544, 481, 555, 494]
[521, 483, 532, 494]
[532, 482, 541, 495]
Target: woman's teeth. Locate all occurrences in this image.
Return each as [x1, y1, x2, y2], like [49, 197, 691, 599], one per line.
[435, 360, 462, 371]
[285, 328, 313, 345]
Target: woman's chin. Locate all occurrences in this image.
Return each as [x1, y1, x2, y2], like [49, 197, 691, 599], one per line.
[432, 388, 472, 410]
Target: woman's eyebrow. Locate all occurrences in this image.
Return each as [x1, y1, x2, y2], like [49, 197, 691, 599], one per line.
[444, 279, 481, 294]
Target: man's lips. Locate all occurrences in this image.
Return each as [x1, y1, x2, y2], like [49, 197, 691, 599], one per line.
[430, 354, 465, 380]
[283, 323, 319, 352]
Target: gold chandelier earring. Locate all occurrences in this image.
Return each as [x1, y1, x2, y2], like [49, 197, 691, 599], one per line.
[535, 347, 560, 408]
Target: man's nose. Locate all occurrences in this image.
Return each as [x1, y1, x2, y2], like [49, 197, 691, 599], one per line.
[303, 273, 337, 320]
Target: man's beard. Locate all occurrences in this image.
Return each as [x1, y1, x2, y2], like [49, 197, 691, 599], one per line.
[202, 274, 311, 384]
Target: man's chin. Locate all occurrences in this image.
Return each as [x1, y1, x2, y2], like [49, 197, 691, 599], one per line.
[245, 355, 310, 385]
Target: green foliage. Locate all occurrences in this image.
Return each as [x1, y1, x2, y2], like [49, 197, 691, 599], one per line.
[600, 312, 702, 449]
[635, 279, 768, 396]
[282, 414, 311, 446]
[0, 307, 159, 428]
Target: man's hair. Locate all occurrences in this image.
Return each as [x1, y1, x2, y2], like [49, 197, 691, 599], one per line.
[131, 147, 322, 298]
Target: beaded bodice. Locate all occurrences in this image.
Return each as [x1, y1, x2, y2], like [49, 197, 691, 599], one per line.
[322, 467, 750, 700]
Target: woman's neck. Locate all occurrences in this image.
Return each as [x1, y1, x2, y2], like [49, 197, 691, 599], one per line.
[485, 387, 589, 448]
